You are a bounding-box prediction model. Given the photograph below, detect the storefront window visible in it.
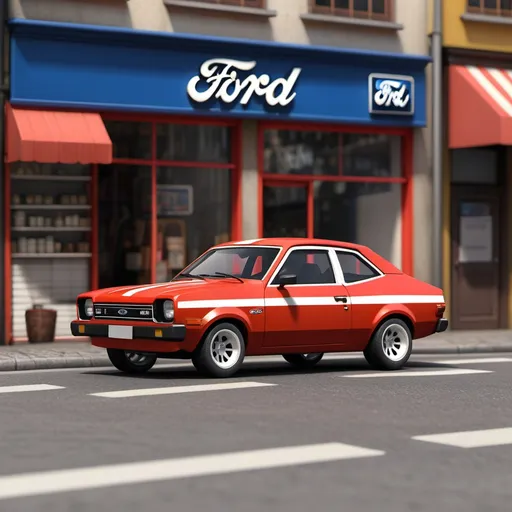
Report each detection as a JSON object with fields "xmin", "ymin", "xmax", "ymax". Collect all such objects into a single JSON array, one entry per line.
[
  {"xmin": 10, "ymin": 162, "xmax": 93, "ymax": 339},
  {"xmin": 263, "ymin": 129, "xmax": 401, "ymax": 178},
  {"xmin": 262, "ymin": 127, "xmax": 405, "ymax": 270},
  {"xmin": 263, "ymin": 185, "xmax": 307, "ymax": 238},
  {"xmin": 157, "ymin": 167, "xmax": 231, "ymax": 280},
  {"xmin": 98, "ymin": 165, "xmax": 152, "ymax": 288},
  {"xmin": 104, "ymin": 120, "xmax": 152, "ymax": 160},
  {"xmin": 156, "ymin": 124, "xmax": 231, "ymax": 163},
  {"xmin": 313, "ymin": 182, "xmax": 402, "ymax": 268},
  {"xmin": 264, "ymin": 130, "xmax": 339, "ymax": 176},
  {"xmin": 342, "ymin": 134, "xmax": 401, "ymax": 177}
]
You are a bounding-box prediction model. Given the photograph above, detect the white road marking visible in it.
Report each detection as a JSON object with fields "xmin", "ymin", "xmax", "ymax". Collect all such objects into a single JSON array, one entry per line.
[
  {"xmin": 342, "ymin": 369, "xmax": 492, "ymax": 378},
  {"xmin": 0, "ymin": 442, "xmax": 384, "ymax": 500},
  {"xmin": 413, "ymin": 428, "xmax": 512, "ymax": 448},
  {"xmin": 432, "ymin": 357, "xmax": 512, "ymax": 365},
  {"xmin": 90, "ymin": 381, "xmax": 277, "ymax": 398},
  {"xmin": 0, "ymin": 384, "xmax": 64, "ymax": 394}
]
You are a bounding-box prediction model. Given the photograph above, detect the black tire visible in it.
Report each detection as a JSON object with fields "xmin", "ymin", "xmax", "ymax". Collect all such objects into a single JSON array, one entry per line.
[
  {"xmin": 192, "ymin": 322, "xmax": 246, "ymax": 378},
  {"xmin": 282, "ymin": 353, "xmax": 324, "ymax": 369},
  {"xmin": 107, "ymin": 349, "xmax": 157, "ymax": 374},
  {"xmin": 363, "ymin": 318, "xmax": 412, "ymax": 371}
]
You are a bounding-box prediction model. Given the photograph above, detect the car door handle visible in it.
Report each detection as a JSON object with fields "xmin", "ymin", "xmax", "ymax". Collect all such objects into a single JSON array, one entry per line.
[{"xmin": 334, "ymin": 296, "xmax": 348, "ymax": 303}]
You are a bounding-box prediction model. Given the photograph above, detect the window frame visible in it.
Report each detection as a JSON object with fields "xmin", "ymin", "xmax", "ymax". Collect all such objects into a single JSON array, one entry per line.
[
  {"xmin": 310, "ymin": 0, "xmax": 394, "ymax": 22},
  {"xmin": 335, "ymin": 249, "xmax": 385, "ymax": 286},
  {"xmin": 267, "ymin": 245, "xmax": 343, "ymax": 287},
  {"xmin": 181, "ymin": 0, "xmax": 266, "ymax": 8},
  {"xmin": 258, "ymin": 121, "xmax": 414, "ymax": 277},
  {"xmin": 466, "ymin": 0, "xmax": 512, "ymax": 16},
  {"xmin": 178, "ymin": 245, "xmax": 282, "ymax": 281},
  {"xmin": 100, "ymin": 113, "xmax": 243, "ymax": 285}
]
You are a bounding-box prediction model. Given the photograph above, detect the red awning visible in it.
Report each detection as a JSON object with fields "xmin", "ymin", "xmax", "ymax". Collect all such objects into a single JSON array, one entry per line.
[
  {"xmin": 6, "ymin": 104, "xmax": 113, "ymax": 164},
  {"xmin": 449, "ymin": 65, "xmax": 512, "ymax": 148}
]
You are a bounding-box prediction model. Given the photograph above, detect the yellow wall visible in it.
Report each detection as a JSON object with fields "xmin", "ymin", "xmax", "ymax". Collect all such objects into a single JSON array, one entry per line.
[{"xmin": 444, "ymin": 0, "xmax": 512, "ymax": 52}]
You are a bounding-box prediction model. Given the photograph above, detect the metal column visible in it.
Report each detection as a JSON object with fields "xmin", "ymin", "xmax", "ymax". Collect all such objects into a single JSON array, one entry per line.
[{"xmin": 431, "ymin": 0, "xmax": 443, "ymax": 288}]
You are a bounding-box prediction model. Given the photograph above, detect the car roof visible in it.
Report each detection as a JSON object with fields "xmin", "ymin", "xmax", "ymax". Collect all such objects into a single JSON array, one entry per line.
[{"xmin": 214, "ymin": 238, "xmax": 403, "ymax": 274}]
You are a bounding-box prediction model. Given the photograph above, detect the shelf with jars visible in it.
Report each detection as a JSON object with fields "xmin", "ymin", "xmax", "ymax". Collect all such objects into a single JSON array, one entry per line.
[{"xmin": 10, "ymin": 163, "xmax": 93, "ymax": 258}]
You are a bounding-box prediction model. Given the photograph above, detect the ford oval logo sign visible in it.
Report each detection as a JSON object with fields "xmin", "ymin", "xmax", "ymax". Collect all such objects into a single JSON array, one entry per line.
[
  {"xmin": 368, "ymin": 73, "xmax": 414, "ymax": 116},
  {"xmin": 118, "ymin": 309, "xmax": 128, "ymax": 316}
]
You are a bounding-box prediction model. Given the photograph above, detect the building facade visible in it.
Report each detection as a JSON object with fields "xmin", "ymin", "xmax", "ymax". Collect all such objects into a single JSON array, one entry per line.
[
  {"xmin": 3, "ymin": 0, "xmax": 431, "ymax": 343},
  {"xmin": 442, "ymin": 0, "xmax": 512, "ymax": 330}
]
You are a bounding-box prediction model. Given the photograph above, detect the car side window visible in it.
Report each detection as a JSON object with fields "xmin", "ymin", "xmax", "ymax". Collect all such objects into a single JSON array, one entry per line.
[
  {"xmin": 336, "ymin": 251, "xmax": 380, "ymax": 284},
  {"xmin": 272, "ymin": 249, "xmax": 335, "ymax": 285}
]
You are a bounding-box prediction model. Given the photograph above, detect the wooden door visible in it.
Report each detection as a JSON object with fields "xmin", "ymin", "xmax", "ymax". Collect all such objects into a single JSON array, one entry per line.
[{"xmin": 451, "ymin": 187, "xmax": 505, "ymax": 330}]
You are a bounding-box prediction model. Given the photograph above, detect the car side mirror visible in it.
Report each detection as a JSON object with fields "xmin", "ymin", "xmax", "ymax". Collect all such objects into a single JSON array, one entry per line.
[{"xmin": 277, "ymin": 274, "xmax": 297, "ymax": 287}]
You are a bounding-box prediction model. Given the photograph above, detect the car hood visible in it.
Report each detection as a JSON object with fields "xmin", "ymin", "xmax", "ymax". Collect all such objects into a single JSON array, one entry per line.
[{"xmin": 86, "ymin": 279, "xmax": 262, "ymax": 304}]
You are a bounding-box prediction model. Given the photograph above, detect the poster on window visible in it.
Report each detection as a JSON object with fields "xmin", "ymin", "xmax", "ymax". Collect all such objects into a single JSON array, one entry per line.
[
  {"xmin": 157, "ymin": 185, "xmax": 193, "ymax": 216},
  {"xmin": 459, "ymin": 215, "xmax": 492, "ymax": 263}
]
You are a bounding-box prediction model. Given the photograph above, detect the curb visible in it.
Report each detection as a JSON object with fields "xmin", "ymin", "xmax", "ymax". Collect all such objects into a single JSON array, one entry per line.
[{"xmin": 0, "ymin": 356, "xmax": 110, "ymax": 372}]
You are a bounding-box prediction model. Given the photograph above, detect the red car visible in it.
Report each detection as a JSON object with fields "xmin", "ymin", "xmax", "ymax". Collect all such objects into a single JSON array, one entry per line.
[{"xmin": 71, "ymin": 238, "xmax": 447, "ymax": 378}]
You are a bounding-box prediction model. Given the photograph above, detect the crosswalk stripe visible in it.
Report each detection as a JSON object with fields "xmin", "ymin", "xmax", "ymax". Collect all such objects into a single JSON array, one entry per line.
[
  {"xmin": 342, "ymin": 369, "xmax": 492, "ymax": 378},
  {"xmin": 0, "ymin": 384, "xmax": 64, "ymax": 394},
  {"xmin": 432, "ymin": 357, "xmax": 512, "ymax": 365},
  {"xmin": 90, "ymin": 381, "xmax": 277, "ymax": 398},
  {"xmin": 0, "ymin": 442, "xmax": 385, "ymax": 500},
  {"xmin": 412, "ymin": 428, "xmax": 512, "ymax": 448}
]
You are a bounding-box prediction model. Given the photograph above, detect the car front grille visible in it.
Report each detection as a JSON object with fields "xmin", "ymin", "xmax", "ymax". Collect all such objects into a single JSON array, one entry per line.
[{"xmin": 93, "ymin": 303, "xmax": 154, "ymax": 322}]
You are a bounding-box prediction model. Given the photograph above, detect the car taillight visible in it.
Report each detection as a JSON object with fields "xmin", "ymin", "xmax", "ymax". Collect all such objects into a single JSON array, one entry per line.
[{"xmin": 436, "ymin": 304, "xmax": 446, "ymax": 318}]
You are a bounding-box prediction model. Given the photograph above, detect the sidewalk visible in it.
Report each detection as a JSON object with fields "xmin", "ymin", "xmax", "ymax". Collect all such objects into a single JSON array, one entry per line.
[{"xmin": 0, "ymin": 330, "xmax": 512, "ymax": 371}]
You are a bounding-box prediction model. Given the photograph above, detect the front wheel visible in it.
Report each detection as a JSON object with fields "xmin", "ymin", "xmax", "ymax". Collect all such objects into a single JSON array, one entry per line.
[
  {"xmin": 192, "ymin": 322, "xmax": 246, "ymax": 378},
  {"xmin": 282, "ymin": 353, "xmax": 324, "ymax": 369},
  {"xmin": 363, "ymin": 318, "xmax": 412, "ymax": 371},
  {"xmin": 107, "ymin": 349, "xmax": 157, "ymax": 374}
]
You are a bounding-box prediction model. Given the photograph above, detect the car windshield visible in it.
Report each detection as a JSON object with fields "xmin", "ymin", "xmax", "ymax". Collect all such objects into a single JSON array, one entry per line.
[{"xmin": 175, "ymin": 247, "xmax": 281, "ymax": 281}]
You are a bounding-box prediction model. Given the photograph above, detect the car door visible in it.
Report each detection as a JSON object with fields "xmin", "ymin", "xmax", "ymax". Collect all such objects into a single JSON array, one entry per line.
[
  {"xmin": 263, "ymin": 246, "xmax": 352, "ymax": 347},
  {"xmin": 334, "ymin": 249, "xmax": 386, "ymax": 347}
]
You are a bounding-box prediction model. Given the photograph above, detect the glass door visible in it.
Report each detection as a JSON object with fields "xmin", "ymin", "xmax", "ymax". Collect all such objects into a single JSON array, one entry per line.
[
  {"xmin": 263, "ymin": 182, "xmax": 308, "ymax": 238},
  {"xmin": 97, "ymin": 164, "xmax": 152, "ymax": 289}
]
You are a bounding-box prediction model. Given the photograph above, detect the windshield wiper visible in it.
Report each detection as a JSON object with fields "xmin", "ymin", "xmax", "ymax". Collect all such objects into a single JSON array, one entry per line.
[
  {"xmin": 212, "ymin": 272, "xmax": 244, "ymax": 283},
  {"xmin": 174, "ymin": 272, "xmax": 205, "ymax": 281}
]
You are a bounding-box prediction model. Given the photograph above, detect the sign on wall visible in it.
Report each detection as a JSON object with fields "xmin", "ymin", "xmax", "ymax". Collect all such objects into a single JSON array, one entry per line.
[
  {"xmin": 368, "ymin": 73, "xmax": 415, "ymax": 116},
  {"xmin": 9, "ymin": 18, "xmax": 428, "ymax": 126},
  {"xmin": 186, "ymin": 58, "xmax": 302, "ymax": 108}
]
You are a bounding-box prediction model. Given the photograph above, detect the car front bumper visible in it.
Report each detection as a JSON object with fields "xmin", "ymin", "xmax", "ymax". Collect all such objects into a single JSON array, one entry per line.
[
  {"xmin": 70, "ymin": 321, "xmax": 186, "ymax": 341},
  {"xmin": 435, "ymin": 318, "xmax": 449, "ymax": 333}
]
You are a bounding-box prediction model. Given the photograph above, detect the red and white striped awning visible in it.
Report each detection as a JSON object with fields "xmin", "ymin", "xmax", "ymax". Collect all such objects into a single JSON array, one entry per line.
[{"xmin": 449, "ymin": 65, "xmax": 512, "ymax": 148}]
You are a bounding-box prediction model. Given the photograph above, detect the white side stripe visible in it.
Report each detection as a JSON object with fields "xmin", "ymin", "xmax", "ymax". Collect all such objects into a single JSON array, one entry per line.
[
  {"xmin": 0, "ymin": 443, "xmax": 385, "ymax": 501},
  {"xmin": 412, "ymin": 428, "xmax": 512, "ymax": 448},
  {"xmin": 178, "ymin": 299, "xmax": 265, "ymax": 309},
  {"xmin": 90, "ymin": 381, "xmax": 276, "ymax": 398},
  {"xmin": 178, "ymin": 295, "xmax": 444, "ymax": 309},
  {"xmin": 350, "ymin": 295, "xmax": 444, "ymax": 305}
]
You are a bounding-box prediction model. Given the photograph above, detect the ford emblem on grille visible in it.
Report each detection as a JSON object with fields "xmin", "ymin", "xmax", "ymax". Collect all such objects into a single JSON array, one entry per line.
[{"xmin": 118, "ymin": 309, "xmax": 128, "ymax": 316}]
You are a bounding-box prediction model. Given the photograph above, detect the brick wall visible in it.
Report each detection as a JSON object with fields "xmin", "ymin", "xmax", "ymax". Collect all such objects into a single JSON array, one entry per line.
[{"xmin": 12, "ymin": 259, "xmax": 89, "ymax": 338}]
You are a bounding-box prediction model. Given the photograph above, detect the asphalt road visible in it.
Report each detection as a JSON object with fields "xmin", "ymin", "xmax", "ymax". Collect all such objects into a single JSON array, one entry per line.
[{"xmin": 0, "ymin": 352, "xmax": 512, "ymax": 512}]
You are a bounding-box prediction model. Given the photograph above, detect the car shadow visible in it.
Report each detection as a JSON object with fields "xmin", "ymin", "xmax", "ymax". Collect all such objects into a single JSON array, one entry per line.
[{"xmin": 84, "ymin": 358, "xmax": 459, "ymax": 381}]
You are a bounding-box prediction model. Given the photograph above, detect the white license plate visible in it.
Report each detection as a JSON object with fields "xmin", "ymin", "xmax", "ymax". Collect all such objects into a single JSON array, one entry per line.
[{"xmin": 108, "ymin": 325, "xmax": 133, "ymax": 339}]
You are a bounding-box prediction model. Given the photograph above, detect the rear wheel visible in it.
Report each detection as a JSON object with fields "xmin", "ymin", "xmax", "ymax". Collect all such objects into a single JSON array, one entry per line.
[
  {"xmin": 192, "ymin": 322, "xmax": 246, "ymax": 378},
  {"xmin": 107, "ymin": 349, "xmax": 157, "ymax": 374},
  {"xmin": 363, "ymin": 318, "xmax": 412, "ymax": 371},
  {"xmin": 282, "ymin": 353, "xmax": 324, "ymax": 369}
]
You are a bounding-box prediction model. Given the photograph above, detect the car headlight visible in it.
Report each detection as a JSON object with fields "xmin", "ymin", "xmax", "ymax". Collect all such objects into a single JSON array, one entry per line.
[
  {"xmin": 84, "ymin": 299, "xmax": 94, "ymax": 318},
  {"xmin": 163, "ymin": 300, "xmax": 174, "ymax": 321}
]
